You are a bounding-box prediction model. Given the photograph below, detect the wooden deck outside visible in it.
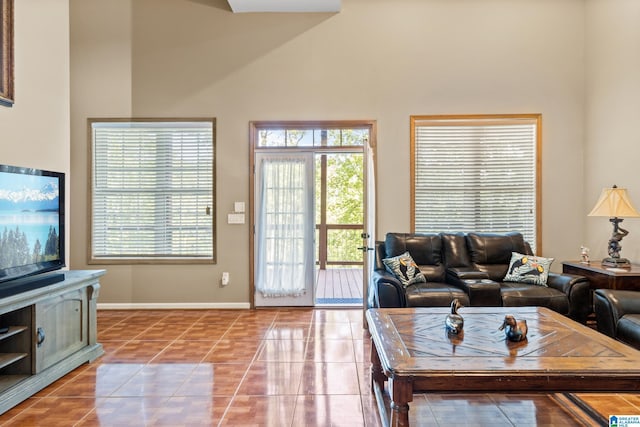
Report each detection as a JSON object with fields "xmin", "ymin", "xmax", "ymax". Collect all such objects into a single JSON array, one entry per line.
[{"xmin": 315, "ymin": 268, "xmax": 363, "ymax": 305}]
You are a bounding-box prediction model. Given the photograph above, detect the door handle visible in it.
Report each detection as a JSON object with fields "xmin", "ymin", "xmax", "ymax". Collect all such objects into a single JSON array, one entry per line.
[{"xmin": 357, "ymin": 246, "xmax": 374, "ymax": 252}]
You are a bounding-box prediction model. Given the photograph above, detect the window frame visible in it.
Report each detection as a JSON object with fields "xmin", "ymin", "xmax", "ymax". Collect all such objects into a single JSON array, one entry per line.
[
  {"xmin": 410, "ymin": 113, "xmax": 542, "ymax": 254},
  {"xmin": 88, "ymin": 117, "xmax": 216, "ymax": 264}
]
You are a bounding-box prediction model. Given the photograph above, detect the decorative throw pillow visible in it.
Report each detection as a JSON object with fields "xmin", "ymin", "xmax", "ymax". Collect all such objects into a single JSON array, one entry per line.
[
  {"xmin": 382, "ymin": 252, "xmax": 427, "ymax": 288},
  {"xmin": 503, "ymin": 252, "xmax": 554, "ymax": 286}
]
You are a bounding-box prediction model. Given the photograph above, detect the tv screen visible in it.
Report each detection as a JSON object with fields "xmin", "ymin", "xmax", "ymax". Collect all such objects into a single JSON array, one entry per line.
[{"xmin": 0, "ymin": 164, "xmax": 65, "ymax": 284}]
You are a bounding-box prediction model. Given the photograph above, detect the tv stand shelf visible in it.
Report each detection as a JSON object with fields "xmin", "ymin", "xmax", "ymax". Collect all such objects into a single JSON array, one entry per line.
[
  {"xmin": 0, "ymin": 353, "xmax": 28, "ymax": 370},
  {"xmin": 0, "ymin": 270, "xmax": 104, "ymax": 414}
]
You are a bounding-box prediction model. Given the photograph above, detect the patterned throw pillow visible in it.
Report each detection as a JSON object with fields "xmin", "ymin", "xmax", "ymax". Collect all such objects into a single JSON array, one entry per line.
[
  {"xmin": 382, "ymin": 252, "xmax": 427, "ymax": 288},
  {"xmin": 503, "ymin": 252, "xmax": 554, "ymax": 286}
]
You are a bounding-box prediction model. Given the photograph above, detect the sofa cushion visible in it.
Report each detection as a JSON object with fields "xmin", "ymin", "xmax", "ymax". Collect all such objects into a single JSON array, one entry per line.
[
  {"xmin": 503, "ymin": 252, "xmax": 554, "ymax": 286},
  {"xmin": 405, "ymin": 282, "xmax": 470, "ymax": 307},
  {"xmin": 466, "ymin": 232, "xmax": 530, "ymax": 281},
  {"xmin": 441, "ymin": 232, "xmax": 471, "ymax": 268},
  {"xmin": 467, "ymin": 232, "xmax": 528, "ymax": 263},
  {"xmin": 383, "ymin": 252, "xmax": 427, "ymax": 287},
  {"xmin": 500, "ymin": 282, "xmax": 569, "ymax": 314},
  {"xmin": 385, "ymin": 232, "xmax": 445, "ymax": 282}
]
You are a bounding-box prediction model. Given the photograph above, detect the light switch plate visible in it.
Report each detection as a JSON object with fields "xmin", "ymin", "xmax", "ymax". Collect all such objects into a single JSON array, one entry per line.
[
  {"xmin": 234, "ymin": 202, "xmax": 245, "ymax": 213},
  {"xmin": 227, "ymin": 213, "xmax": 245, "ymax": 224}
]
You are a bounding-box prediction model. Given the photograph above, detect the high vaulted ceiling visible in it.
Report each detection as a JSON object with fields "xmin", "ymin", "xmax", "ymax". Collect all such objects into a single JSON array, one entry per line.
[{"xmin": 226, "ymin": 0, "xmax": 341, "ymax": 13}]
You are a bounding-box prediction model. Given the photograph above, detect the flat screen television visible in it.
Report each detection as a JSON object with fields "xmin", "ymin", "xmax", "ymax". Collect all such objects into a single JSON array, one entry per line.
[{"xmin": 0, "ymin": 164, "xmax": 65, "ymax": 286}]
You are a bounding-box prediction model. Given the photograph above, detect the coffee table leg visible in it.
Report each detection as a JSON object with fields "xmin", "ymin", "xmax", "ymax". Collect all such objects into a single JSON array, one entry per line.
[
  {"xmin": 370, "ymin": 337, "xmax": 412, "ymax": 426},
  {"xmin": 389, "ymin": 376, "xmax": 412, "ymax": 427},
  {"xmin": 370, "ymin": 338, "xmax": 386, "ymax": 392}
]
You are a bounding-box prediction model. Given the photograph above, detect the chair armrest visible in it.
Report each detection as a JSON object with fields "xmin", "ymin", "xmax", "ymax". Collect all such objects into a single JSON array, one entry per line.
[
  {"xmin": 594, "ymin": 289, "xmax": 640, "ymax": 338},
  {"xmin": 547, "ymin": 273, "xmax": 590, "ymax": 323},
  {"xmin": 369, "ymin": 270, "xmax": 406, "ymax": 308},
  {"xmin": 446, "ymin": 268, "xmax": 501, "ymax": 306}
]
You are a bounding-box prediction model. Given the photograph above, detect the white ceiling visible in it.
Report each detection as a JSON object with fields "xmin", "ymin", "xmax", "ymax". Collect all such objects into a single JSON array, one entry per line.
[{"xmin": 227, "ymin": 0, "xmax": 341, "ymax": 13}]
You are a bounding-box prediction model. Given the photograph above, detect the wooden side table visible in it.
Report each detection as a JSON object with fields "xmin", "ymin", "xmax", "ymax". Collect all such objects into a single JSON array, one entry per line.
[
  {"xmin": 562, "ymin": 261, "xmax": 640, "ymax": 292},
  {"xmin": 562, "ymin": 261, "xmax": 640, "ymax": 327}
]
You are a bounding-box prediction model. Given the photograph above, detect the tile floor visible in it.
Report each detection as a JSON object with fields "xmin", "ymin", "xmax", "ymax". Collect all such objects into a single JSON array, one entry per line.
[{"xmin": 0, "ymin": 308, "xmax": 635, "ymax": 426}]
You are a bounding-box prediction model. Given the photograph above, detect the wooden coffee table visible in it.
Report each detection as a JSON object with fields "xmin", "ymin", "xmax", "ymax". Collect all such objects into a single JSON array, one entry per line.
[{"xmin": 366, "ymin": 306, "xmax": 640, "ymax": 427}]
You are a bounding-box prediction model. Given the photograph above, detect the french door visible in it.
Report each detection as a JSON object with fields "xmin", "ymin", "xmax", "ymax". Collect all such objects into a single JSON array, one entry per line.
[
  {"xmin": 254, "ymin": 152, "xmax": 315, "ymax": 307},
  {"xmin": 250, "ymin": 121, "xmax": 376, "ymax": 309}
]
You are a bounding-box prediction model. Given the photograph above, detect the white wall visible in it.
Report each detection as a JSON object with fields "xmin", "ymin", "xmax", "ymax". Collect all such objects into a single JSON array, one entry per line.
[
  {"xmin": 585, "ymin": 0, "xmax": 640, "ymax": 263},
  {"xmin": 71, "ymin": 0, "xmax": 587, "ymax": 304},
  {"xmin": 0, "ymin": 0, "xmax": 71, "ymax": 264}
]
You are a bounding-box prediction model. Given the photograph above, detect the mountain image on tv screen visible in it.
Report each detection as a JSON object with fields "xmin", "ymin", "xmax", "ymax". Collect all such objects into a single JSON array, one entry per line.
[{"xmin": 0, "ymin": 172, "xmax": 61, "ymax": 270}]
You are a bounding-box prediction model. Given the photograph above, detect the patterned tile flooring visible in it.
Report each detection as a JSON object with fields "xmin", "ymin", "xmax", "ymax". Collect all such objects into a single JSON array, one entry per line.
[{"xmin": 0, "ymin": 308, "xmax": 636, "ymax": 426}]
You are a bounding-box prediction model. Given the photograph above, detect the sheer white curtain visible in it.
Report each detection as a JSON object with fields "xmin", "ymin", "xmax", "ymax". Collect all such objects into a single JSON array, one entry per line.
[{"xmin": 256, "ymin": 154, "xmax": 313, "ymax": 297}]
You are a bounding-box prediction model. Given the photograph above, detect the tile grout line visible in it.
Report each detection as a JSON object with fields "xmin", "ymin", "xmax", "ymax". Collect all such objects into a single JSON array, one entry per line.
[
  {"xmin": 102, "ymin": 311, "xmax": 207, "ymax": 408},
  {"xmin": 290, "ymin": 311, "xmax": 316, "ymax": 427},
  {"xmin": 42, "ymin": 311, "xmax": 178, "ymax": 426},
  {"xmin": 216, "ymin": 312, "xmax": 278, "ymax": 427},
  {"xmin": 352, "ymin": 317, "xmax": 371, "ymax": 426}
]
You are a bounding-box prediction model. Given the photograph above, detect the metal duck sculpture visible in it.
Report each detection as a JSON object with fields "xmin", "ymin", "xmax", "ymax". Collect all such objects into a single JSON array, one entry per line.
[
  {"xmin": 499, "ymin": 314, "xmax": 528, "ymax": 342},
  {"xmin": 445, "ymin": 298, "xmax": 464, "ymax": 335}
]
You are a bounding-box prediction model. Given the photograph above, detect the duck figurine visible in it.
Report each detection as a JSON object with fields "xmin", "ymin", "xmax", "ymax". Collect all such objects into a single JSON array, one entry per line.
[
  {"xmin": 499, "ymin": 314, "xmax": 528, "ymax": 342},
  {"xmin": 445, "ymin": 298, "xmax": 464, "ymax": 334}
]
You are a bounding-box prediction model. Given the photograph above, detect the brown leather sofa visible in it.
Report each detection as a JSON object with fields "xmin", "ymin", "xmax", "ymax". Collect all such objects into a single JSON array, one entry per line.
[
  {"xmin": 368, "ymin": 232, "xmax": 590, "ymax": 323},
  {"xmin": 594, "ymin": 289, "xmax": 640, "ymax": 349}
]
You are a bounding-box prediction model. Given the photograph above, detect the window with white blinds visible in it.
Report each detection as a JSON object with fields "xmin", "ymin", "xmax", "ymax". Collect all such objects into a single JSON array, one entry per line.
[
  {"xmin": 411, "ymin": 115, "xmax": 541, "ymax": 253},
  {"xmin": 90, "ymin": 119, "xmax": 215, "ymax": 263}
]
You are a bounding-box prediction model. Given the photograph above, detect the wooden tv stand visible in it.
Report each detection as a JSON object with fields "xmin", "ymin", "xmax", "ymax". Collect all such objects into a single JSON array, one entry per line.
[{"xmin": 0, "ymin": 270, "xmax": 104, "ymax": 414}]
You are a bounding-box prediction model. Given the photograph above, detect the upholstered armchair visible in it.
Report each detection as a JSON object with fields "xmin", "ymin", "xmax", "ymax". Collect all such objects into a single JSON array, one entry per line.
[{"xmin": 594, "ymin": 289, "xmax": 640, "ymax": 349}]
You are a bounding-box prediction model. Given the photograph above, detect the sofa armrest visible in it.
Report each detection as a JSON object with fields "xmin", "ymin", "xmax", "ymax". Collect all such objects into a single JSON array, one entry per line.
[
  {"xmin": 594, "ymin": 289, "xmax": 640, "ymax": 338},
  {"xmin": 446, "ymin": 268, "xmax": 501, "ymax": 306},
  {"xmin": 546, "ymin": 273, "xmax": 590, "ymax": 323},
  {"xmin": 369, "ymin": 270, "xmax": 406, "ymax": 308},
  {"xmin": 447, "ymin": 268, "xmax": 490, "ymax": 281}
]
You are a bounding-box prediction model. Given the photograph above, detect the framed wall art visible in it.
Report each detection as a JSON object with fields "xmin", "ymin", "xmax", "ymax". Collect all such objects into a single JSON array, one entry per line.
[{"xmin": 1, "ymin": 0, "xmax": 14, "ymax": 107}]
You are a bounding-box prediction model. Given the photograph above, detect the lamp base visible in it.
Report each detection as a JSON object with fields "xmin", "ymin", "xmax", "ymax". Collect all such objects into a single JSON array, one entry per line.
[{"xmin": 602, "ymin": 257, "xmax": 631, "ymax": 268}]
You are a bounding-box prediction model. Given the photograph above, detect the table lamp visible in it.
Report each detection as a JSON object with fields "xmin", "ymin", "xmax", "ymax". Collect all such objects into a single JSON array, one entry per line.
[{"xmin": 588, "ymin": 185, "xmax": 640, "ymax": 268}]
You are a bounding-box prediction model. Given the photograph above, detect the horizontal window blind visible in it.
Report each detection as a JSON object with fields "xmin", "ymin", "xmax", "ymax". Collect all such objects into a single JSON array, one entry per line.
[
  {"xmin": 412, "ymin": 116, "xmax": 539, "ymax": 252},
  {"xmin": 91, "ymin": 120, "xmax": 215, "ymax": 261}
]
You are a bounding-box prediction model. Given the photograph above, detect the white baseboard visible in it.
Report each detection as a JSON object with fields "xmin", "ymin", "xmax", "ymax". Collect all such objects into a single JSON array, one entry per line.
[{"xmin": 97, "ymin": 302, "xmax": 251, "ymax": 310}]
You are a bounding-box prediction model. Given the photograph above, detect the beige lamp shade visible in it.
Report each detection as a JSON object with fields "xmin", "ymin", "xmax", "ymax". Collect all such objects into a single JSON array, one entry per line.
[{"xmin": 588, "ymin": 186, "xmax": 640, "ymax": 218}]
